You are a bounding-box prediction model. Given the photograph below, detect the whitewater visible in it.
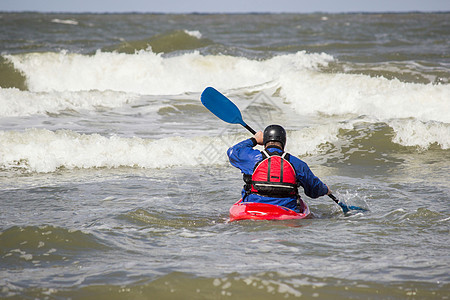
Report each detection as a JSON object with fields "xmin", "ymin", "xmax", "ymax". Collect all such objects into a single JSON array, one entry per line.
[{"xmin": 1, "ymin": 49, "xmax": 449, "ymax": 173}]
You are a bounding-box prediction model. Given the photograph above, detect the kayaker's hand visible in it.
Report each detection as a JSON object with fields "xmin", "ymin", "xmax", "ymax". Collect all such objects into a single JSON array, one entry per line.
[
  {"xmin": 326, "ymin": 187, "xmax": 332, "ymax": 195},
  {"xmin": 254, "ymin": 131, "xmax": 264, "ymax": 145}
]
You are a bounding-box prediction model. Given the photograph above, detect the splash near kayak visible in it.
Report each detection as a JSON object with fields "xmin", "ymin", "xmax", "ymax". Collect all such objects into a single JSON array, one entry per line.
[{"xmin": 229, "ymin": 199, "xmax": 311, "ymax": 222}]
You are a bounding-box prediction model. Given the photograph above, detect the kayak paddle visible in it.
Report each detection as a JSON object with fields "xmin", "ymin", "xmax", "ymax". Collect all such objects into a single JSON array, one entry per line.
[
  {"xmin": 329, "ymin": 194, "xmax": 367, "ymax": 214},
  {"xmin": 201, "ymin": 87, "xmax": 256, "ymax": 134},
  {"xmin": 200, "ymin": 87, "xmax": 367, "ymax": 214}
]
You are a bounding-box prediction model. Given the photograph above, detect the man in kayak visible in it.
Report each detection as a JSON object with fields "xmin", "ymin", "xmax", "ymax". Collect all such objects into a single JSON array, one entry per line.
[{"xmin": 227, "ymin": 124, "xmax": 331, "ymax": 212}]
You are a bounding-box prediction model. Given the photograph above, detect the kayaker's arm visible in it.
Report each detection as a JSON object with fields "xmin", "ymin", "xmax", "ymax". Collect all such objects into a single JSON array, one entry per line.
[{"xmin": 227, "ymin": 138, "xmax": 262, "ymax": 174}]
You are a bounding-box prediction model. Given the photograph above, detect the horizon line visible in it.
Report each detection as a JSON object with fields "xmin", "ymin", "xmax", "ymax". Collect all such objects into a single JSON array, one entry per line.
[{"xmin": 1, "ymin": 10, "xmax": 449, "ymax": 14}]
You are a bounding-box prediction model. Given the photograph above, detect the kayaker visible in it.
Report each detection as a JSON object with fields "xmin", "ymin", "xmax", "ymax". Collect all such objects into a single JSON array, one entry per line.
[{"xmin": 227, "ymin": 124, "xmax": 331, "ymax": 212}]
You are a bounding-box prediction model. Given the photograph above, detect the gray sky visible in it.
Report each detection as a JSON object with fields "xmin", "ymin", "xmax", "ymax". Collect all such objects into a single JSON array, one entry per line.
[{"xmin": 1, "ymin": 0, "xmax": 449, "ymax": 13}]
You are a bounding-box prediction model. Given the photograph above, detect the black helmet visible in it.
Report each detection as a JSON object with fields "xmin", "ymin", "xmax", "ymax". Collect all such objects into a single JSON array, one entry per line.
[{"xmin": 263, "ymin": 125, "xmax": 286, "ymax": 148}]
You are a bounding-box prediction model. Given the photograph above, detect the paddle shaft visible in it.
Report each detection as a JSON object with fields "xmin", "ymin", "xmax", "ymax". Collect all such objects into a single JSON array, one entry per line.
[
  {"xmin": 243, "ymin": 124, "xmax": 256, "ymax": 135},
  {"xmin": 328, "ymin": 194, "xmax": 339, "ymax": 204}
]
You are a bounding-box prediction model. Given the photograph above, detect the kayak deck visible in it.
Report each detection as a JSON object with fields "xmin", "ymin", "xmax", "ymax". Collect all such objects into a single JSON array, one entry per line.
[{"xmin": 229, "ymin": 199, "xmax": 311, "ymax": 222}]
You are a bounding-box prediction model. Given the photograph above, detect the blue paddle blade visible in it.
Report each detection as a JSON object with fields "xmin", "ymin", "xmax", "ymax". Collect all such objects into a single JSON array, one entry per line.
[
  {"xmin": 337, "ymin": 202, "xmax": 350, "ymax": 214},
  {"xmin": 201, "ymin": 87, "xmax": 247, "ymax": 127},
  {"xmin": 339, "ymin": 202, "xmax": 368, "ymax": 213},
  {"xmin": 329, "ymin": 194, "xmax": 368, "ymax": 214}
]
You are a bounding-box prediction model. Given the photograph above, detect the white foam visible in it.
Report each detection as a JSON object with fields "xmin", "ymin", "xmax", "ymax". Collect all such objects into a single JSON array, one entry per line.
[
  {"xmin": 4, "ymin": 50, "xmax": 448, "ymax": 150},
  {"xmin": 184, "ymin": 30, "xmax": 202, "ymax": 39},
  {"xmin": 5, "ymin": 50, "xmax": 332, "ymax": 95},
  {"xmin": 51, "ymin": 19, "xmax": 79, "ymax": 25},
  {"xmin": 0, "ymin": 88, "xmax": 139, "ymax": 117},
  {"xmin": 279, "ymin": 71, "xmax": 450, "ymax": 124},
  {"xmin": 0, "ymin": 129, "xmax": 205, "ymax": 173},
  {"xmin": 0, "ymin": 125, "xmax": 336, "ymax": 173},
  {"xmin": 390, "ymin": 119, "xmax": 450, "ymax": 149},
  {"xmin": 278, "ymin": 70, "xmax": 450, "ymax": 149},
  {"xmin": 286, "ymin": 123, "xmax": 351, "ymax": 156}
]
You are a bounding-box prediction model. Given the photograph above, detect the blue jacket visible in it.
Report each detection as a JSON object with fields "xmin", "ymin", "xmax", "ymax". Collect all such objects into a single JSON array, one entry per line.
[{"xmin": 227, "ymin": 138, "xmax": 328, "ymax": 212}]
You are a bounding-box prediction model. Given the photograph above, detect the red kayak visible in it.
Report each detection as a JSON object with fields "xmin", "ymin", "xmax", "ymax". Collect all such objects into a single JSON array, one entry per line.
[{"xmin": 229, "ymin": 199, "xmax": 311, "ymax": 222}]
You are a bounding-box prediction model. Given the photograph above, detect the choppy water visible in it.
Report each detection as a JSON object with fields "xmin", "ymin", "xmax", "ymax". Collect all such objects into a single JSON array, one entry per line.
[{"xmin": 0, "ymin": 12, "xmax": 449, "ymax": 299}]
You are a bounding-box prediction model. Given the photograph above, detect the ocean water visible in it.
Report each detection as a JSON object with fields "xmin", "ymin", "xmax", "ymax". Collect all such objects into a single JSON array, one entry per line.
[{"xmin": 0, "ymin": 12, "xmax": 449, "ymax": 299}]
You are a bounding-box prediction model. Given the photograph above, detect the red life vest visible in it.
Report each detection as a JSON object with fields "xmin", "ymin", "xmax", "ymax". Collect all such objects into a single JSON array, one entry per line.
[{"xmin": 246, "ymin": 149, "xmax": 298, "ymax": 198}]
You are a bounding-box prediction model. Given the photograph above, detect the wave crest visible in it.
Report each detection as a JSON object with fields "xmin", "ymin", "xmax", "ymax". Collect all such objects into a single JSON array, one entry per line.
[
  {"xmin": 4, "ymin": 50, "xmax": 333, "ymax": 94},
  {"xmin": 102, "ymin": 30, "xmax": 211, "ymax": 54},
  {"xmin": 0, "ymin": 125, "xmax": 341, "ymax": 173}
]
